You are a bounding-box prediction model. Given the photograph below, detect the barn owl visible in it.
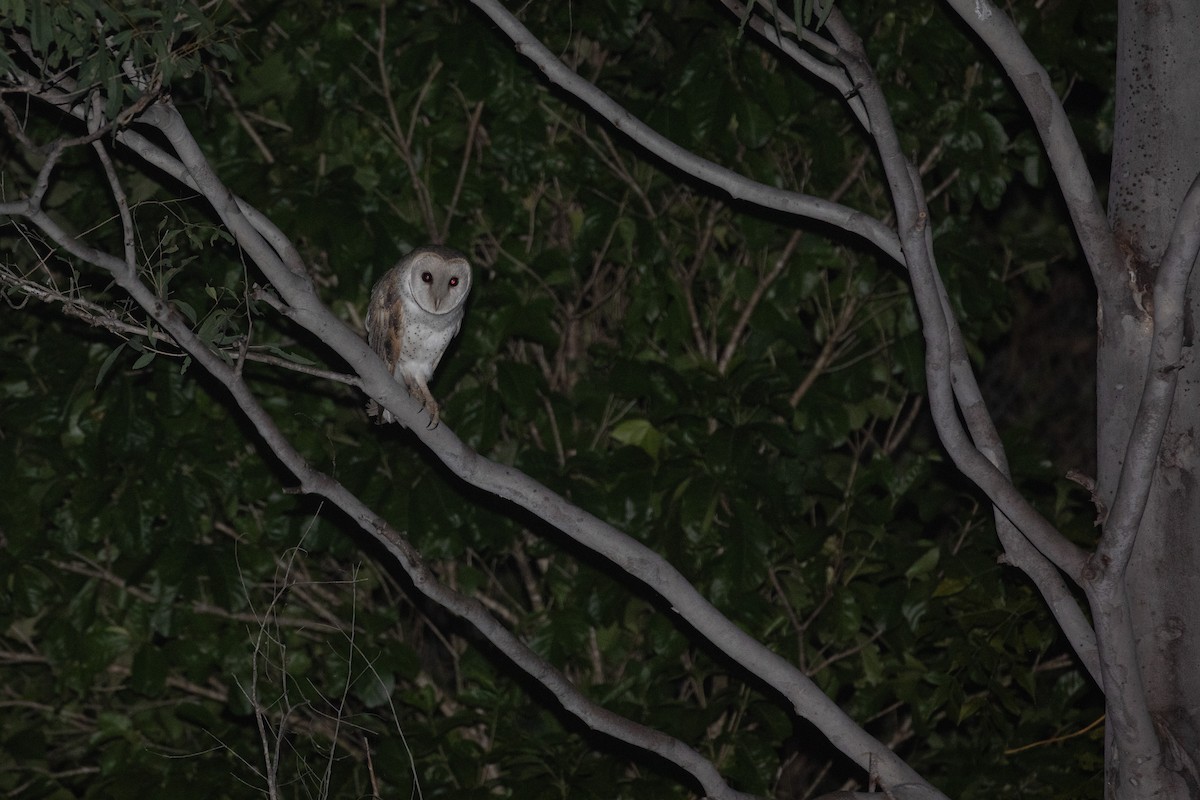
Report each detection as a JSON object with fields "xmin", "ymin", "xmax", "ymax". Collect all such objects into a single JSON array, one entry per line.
[{"xmin": 366, "ymin": 245, "xmax": 472, "ymax": 428}]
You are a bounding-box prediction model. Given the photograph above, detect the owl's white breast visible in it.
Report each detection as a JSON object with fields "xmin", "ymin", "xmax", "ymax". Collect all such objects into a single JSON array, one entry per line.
[{"xmin": 397, "ymin": 293, "xmax": 465, "ymax": 381}]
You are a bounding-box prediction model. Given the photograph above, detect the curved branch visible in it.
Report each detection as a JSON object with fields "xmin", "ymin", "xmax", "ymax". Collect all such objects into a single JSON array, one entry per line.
[
  {"xmin": 700, "ymin": 7, "xmax": 1099, "ymax": 676},
  {"xmin": 943, "ymin": 0, "xmax": 1121, "ymax": 289},
  {"xmin": 469, "ymin": 0, "xmax": 1090, "ymax": 590},
  {"xmin": 2, "ymin": 84, "xmax": 760, "ymax": 796},
  {"xmin": 717, "ymin": 0, "xmax": 872, "ymax": 131},
  {"xmin": 9, "ymin": 200, "xmax": 757, "ymax": 800},
  {"xmin": 708, "ymin": 3, "xmax": 1098, "ymax": 675},
  {"xmin": 823, "ymin": 11, "xmax": 1088, "ymax": 579},
  {"xmin": 467, "ymin": 0, "xmax": 904, "ymax": 265},
  {"xmin": 907, "ymin": 164, "xmax": 1101, "ymax": 685}
]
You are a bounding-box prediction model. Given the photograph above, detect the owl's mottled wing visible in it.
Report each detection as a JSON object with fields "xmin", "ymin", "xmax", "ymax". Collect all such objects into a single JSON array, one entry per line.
[{"xmin": 365, "ymin": 268, "xmax": 405, "ymax": 421}]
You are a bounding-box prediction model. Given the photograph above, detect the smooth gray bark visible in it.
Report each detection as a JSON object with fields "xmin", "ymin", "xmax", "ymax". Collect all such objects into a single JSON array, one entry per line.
[{"xmin": 1099, "ymin": 1, "xmax": 1200, "ymax": 796}]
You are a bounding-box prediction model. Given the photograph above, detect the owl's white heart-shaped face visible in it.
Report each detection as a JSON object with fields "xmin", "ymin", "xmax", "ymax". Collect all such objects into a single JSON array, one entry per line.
[{"xmin": 405, "ymin": 249, "xmax": 472, "ymax": 315}]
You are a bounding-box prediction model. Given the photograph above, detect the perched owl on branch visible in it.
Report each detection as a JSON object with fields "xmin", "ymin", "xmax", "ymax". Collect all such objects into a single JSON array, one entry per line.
[{"xmin": 366, "ymin": 245, "xmax": 472, "ymax": 428}]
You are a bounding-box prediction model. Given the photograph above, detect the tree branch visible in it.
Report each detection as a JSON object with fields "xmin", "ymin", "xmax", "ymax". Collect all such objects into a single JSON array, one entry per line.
[
  {"xmin": 0, "ymin": 262, "xmax": 360, "ymax": 386},
  {"xmin": 717, "ymin": 0, "xmax": 871, "ymax": 131},
  {"xmin": 6, "ymin": 193, "xmax": 757, "ymax": 800},
  {"xmin": 466, "ymin": 0, "xmax": 904, "ymax": 265},
  {"xmin": 821, "ymin": 11, "xmax": 1088, "ymax": 578},
  {"xmin": 5, "ymin": 88, "xmax": 930, "ymax": 796},
  {"xmin": 703, "ymin": 2, "xmax": 1100, "ymax": 680},
  {"xmin": 906, "ymin": 164, "xmax": 1102, "ymax": 684},
  {"xmin": 942, "ymin": 0, "xmax": 1122, "ymax": 289}
]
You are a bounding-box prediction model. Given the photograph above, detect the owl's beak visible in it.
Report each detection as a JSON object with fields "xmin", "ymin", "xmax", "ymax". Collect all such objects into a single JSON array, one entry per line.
[{"xmin": 432, "ymin": 285, "xmax": 451, "ymax": 312}]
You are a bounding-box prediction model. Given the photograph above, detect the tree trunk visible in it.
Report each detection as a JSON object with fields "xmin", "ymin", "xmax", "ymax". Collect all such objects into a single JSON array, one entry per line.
[{"xmin": 1100, "ymin": 0, "xmax": 1200, "ymax": 795}]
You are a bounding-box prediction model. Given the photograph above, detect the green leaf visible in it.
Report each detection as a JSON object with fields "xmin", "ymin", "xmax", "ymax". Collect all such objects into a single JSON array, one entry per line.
[
  {"xmin": 731, "ymin": 94, "xmax": 774, "ymax": 149},
  {"xmin": 131, "ymin": 350, "xmax": 156, "ymax": 370},
  {"xmin": 262, "ymin": 345, "xmax": 316, "ymax": 366},
  {"xmin": 905, "ymin": 546, "xmax": 940, "ymax": 581},
  {"xmin": 933, "ymin": 577, "xmax": 967, "ymax": 597},
  {"xmin": 610, "ymin": 418, "xmax": 664, "ymax": 460},
  {"xmin": 95, "ymin": 343, "xmax": 127, "ymax": 389}
]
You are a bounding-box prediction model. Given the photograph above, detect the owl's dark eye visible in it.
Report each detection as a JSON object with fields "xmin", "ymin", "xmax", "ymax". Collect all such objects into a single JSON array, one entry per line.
[
  {"xmin": 421, "ymin": 271, "xmax": 433, "ymax": 283},
  {"xmin": 449, "ymin": 276, "xmax": 459, "ymax": 287}
]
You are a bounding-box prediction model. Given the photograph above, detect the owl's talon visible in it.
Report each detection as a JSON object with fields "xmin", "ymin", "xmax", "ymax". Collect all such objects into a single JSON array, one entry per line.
[{"xmin": 424, "ymin": 399, "xmax": 441, "ymax": 429}]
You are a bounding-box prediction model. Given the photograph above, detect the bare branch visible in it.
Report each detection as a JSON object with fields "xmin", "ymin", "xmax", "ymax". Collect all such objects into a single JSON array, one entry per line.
[
  {"xmin": 942, "ymin": 0, "xmax": 1121, "ymax": 289},
  {"xmin": 718, "ymin": 228, "xmax": 800, "ymax": 374},
  {"xmin": 365, "ymin": 0, "xmax": 440, "ymax": 240},
  {"xmin": 440, "ymin": 96, "xmax": 485, "ymax": 244},
  {"xmin": 718, "ymin": 0, "xmax": 871, "ymax": 131},
  {"xmin": 7, "ymin": 195, "xmax": 757, "ymax": 800},
  {"xmin": 467, "ymin": 0, "xmax": 904, "ymax": 265},
  {"xmin": 0, "ymin": 264, "xmax": 360, "ymax": 387},
  {"xmin": 709, "ymin": 3, "xmax": 1098, "ymax": 675},
  {"xmin": 214, "ymin": 74, "xmax": 276, "ymax": 164},
  {"xmin": 823, "ymin": 11, "xmax": 1088, "ymax": 579},
  {"xmin": 87, "ymin": 95, "xmax": 137, "ymax": 275},
  {"xmin": 3, "ymin": 4, "xmax": 1133, "ymax": 791},
  {"xmin": 907, "ymin": 164, "xmax": 1101, "ymax": 684}
]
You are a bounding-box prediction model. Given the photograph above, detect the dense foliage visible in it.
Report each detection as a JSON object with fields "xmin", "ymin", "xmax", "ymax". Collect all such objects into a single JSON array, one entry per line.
[{"xmin": 1, "ymin": 1, "xmax": 1113, "ymax": 797}]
